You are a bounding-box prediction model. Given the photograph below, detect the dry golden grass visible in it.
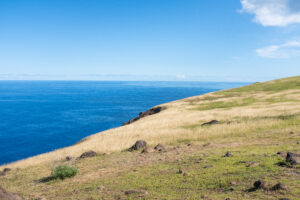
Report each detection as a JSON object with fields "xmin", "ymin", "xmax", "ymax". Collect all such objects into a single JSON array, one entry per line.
[{"xmin": 1, "ymin": 76, "xmax": 300, "ymax": 170}]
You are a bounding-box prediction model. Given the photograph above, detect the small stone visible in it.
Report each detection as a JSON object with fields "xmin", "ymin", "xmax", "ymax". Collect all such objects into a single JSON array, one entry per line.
[
  {"xmin": 66, "ymin": 156, "xmax": 73, "ymax": 161},
  {"xmin": 289, "ymin": 131, "xmax": 294, "ymax": 134},
  {"xmin": 178, "ymin": 169, "xmax": 184, "ymax": 174},
  {"xmin": 253, "ymin": 180, "xmax": 266, "ymax": 190},
  {"xmin": 225, "ymin": 198, "xmax": 231, "ymax": 200},
  {"xmin": 286, "ymin": 152, "xmax": 300, "ymax": 165},
  {"xmin": 183, "ymin": 172, "xmax": 189, "ymax": 176},
  {"xmin": 154, "ymin": 144, "xmax": 166, "ymax": 151},
  {"xmin": 124, "ymin": 190, "xmax": 148, "ymax": 195},
  {"xmin": 279, "ymin": 198, "xmax": 291, "ymax": 200},
  {"xmin": 141, "ymin": 147, "xmax": 154, "ymax": 153},
  {"xmin": 271, "ymin": 183, "xmax": 288, "ymax": 191},
  {"xmin": 79, "ymin": 151, "xmax": 97, "ymax": 158},
  {"xmin": 247, "ymin": 162, "xmax": 259, "ymax": 167},
  {"xmin": 203, "ymin": 143, "xmax": 210, "ymax": 147},
  {"xmin": 224, "ymin": 151, "xmax": 232, "ymax": 157},
  {"xmin": 203, "ymin": 165, "xmax": 213, "ymax": 169}
]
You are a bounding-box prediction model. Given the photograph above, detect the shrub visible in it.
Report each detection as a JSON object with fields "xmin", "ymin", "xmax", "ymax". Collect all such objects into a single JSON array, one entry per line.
[{"xmin": 52, "ymin": 165, "xmax": 78, "ymax": 180}]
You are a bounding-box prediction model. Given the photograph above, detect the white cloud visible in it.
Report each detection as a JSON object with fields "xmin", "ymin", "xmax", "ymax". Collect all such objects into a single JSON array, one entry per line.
[
  {"xmin": 256, "ymin": 40, "xmax": 300, "ymax": 58},
  {"xmin": 240, "ymin": 0, "xmax": 300, "ymax": 26}
]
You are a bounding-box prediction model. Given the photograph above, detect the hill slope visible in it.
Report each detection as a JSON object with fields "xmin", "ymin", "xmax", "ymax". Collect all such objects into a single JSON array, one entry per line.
[{"xmin": 0, "ymin": 76, "xmax": 300, "ymax": 200}]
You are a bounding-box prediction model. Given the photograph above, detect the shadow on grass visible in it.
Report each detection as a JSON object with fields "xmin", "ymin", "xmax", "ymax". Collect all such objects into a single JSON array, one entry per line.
[{"xmin": 38, "ymin": 176, "xmax": 55, "ymax": 183}]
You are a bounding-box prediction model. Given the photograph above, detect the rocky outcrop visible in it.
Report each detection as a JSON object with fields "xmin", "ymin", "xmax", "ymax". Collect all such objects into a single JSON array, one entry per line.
[
  {"xmin": 201, "ymin": 120, "xmax": 219, "ymax": 126},
  {"xmin": 0, "ymin": 186, "xmax": 24, "ymax": 200},
  {"xmin": 123, "ymin": 107, "xmax": 163, "ymax": 126}
]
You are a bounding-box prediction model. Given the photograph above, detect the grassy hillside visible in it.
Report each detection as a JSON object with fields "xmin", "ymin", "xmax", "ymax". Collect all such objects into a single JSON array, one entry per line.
[{"xmin": 0, "ymin": 76, "xmax": 299, "ymax": 200}]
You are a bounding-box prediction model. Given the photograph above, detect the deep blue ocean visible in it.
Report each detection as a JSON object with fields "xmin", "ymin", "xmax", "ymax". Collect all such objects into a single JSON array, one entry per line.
[{"xmin": 0, "ymin": 81, "xmax": 249, "ymax": 165}]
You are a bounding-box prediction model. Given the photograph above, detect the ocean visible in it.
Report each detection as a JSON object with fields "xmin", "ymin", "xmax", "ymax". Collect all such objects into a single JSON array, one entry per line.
[{"xmin": 0, "ymin": 81, "xmax": 249, "ymax": 165}]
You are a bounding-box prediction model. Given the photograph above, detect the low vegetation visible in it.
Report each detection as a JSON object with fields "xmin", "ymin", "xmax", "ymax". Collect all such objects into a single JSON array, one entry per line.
[
  {"xmin": 52, "ymin": 165, "xmax": 78, "ymax": 180},
  {"xmin": 0, "ymin": 76, "xmax": 299, "ymax": 199}
]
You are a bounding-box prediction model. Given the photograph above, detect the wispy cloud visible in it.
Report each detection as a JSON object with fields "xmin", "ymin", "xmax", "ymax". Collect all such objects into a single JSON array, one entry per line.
[
  {"xmin": 256, "ymin": 40, "xmax": 300, "ymax": 58},
  {"xmin": 240, "ymin": 0, "xmax": 300, "ymax": 26}
]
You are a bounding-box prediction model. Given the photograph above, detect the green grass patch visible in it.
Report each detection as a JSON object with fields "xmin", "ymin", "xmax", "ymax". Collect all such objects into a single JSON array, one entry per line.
[
  {"xmin": 52, "ymin": 165, "xmax": 78, "ymax": 180},
  {"xmin": 218, "ymin": 76, "xmax": 300, "ymax": 94},
  {"xmin": 195, "ymin": 97, "xmax": 258, "ymax": 111}
]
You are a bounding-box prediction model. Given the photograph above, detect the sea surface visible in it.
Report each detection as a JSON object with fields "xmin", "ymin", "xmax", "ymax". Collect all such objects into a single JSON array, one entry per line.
[{"xmin": 0, "ymin": 81, "xmax": 249, "ymax": 165}]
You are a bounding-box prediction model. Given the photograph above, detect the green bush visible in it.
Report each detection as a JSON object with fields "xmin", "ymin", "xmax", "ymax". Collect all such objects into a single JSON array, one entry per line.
[{"xmin": 52, "ymin": 165, "xmax": 78, "ymax": 180}]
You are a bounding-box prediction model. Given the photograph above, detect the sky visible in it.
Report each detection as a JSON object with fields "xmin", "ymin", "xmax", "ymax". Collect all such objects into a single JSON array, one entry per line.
[{"xmin": 0, "ymin": 0, "xmax": 300, "ymax": 82}]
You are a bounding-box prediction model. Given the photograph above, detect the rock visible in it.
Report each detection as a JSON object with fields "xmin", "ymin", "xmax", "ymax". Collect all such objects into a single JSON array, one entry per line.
[
  {"xmin": 277, "ymin": 151, "xmax": 287, "ymax": 158},
  {"xmin": 225, "ymin": 198, "xmax": 231, "ymax": 200},
  {"xmin": 253, "ymin": 180, "xmax": 266, "ymax": 190},
  {"xmin": 286, "ymin": 152, "xmax": 300, "ymax": 165},
  {"xmin": 3, "ymin": 168, "xmax": 11, "ymax": 173},
  {"xmin": 66, "ymin": 156, "xmax": 73, "ymax": 161},
  {"xmin": 203, "ymin": 165, "xmax": 213, "ymax": 169},
  {"xmin": 123, "ymin": 107, "xmax": 163, "ymax": 125},
  {"xmin": 203, "ymin": 143, "xmax": 210, "ymax": 147},
  {"xmin": 201, "ymin": 120, "xmax": 219, "ymax": 126},
  {"xmin": 271, "ymin": 183, "xmax": 288, "ymax": 191},
  {"xmin": 0, "ymin": 186, "xmax": 24, "ymax": 200},
  {"xmin": 124, "ymin": 190, "xmax": 148, "ymax": 195},
  {"xmin": 279, "ymin": 198, "xmax": 291, "ymax": 200},
  {"xmin": 130, "ymin": 140, "xmax": 147, "ymax": 151},
  {"xmin": 141, "ymin": 147, "xmax": 154, "ymax": 153},
  {"xmin": 289, "ymin": 131, "xmax": 294, "ymax": 134},
  {"xmin": 79, "ymin": 151, "xmax": 97, "ymax": 158},
  {"xmin": 247, "ymin": 162, "xmax": 259, "ymax": 167},
  {"xmin": 177, "ymin": 169, "xmax": 184, "ymax": 174},
  {"xmin": 183, "ymin": 172, "xmax": 189, "ymax": 176},
  {"xmin": 224, "ymin": 151, "xmax": 233, "ymax": 157},
  {"xmin": 154, "ymin": 144, "xmax": 166, "ymax": 151}
]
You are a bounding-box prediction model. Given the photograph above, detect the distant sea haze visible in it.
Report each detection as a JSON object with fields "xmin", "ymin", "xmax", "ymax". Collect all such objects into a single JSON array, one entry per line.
[{"xmin": 0, "ymin": 81, "xmax": 249, "ymax": 165}]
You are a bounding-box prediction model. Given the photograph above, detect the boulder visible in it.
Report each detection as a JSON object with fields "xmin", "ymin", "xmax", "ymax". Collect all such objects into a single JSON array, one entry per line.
[
  {"xmin": 130, "ymin": 140, "xmax": 147, "ymax": 151},
  {"xmin": 154, "ymin": 144, "xmax": 166, "ymax": 151},
  {"xmin": 79, "ymin": 151, "xmax": 97, "ymax": 158},
  {"xmin": 0, "ymin": 186, "xmax": 24, "ymax": 200},
  {"xmin": 286, "ymin": 152, "xmax": 300, "ymax": 165}
]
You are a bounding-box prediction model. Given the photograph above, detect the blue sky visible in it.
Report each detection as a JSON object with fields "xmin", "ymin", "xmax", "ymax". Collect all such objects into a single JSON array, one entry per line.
[{"xmin": 0, "ymin": 0, "xmax": 299, "ymax": 81}]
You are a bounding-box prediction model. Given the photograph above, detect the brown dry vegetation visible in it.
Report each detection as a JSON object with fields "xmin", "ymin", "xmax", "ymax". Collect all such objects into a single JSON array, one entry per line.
[{"xmin": 0, "ymin": 76, "xmax": 299, "ymax": 200}]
